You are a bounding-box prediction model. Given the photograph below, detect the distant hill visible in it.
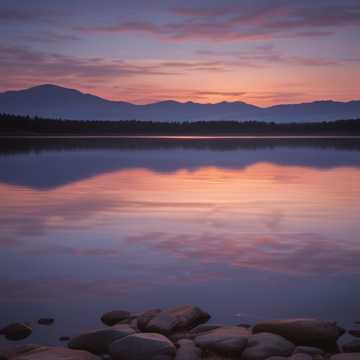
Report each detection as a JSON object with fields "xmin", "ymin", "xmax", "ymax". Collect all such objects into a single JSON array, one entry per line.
[{"xmin": 1, "ymin": 84, "xmax": 360, "ymax": 123}]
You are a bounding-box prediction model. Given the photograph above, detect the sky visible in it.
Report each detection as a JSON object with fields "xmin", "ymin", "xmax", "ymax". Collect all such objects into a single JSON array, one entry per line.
[{"xmin": 0, "ymin": 0, "xmax": 359, "ymax": 106}]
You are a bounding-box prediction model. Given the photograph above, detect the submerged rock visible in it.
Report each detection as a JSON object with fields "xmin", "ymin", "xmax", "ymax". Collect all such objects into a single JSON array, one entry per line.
[
  {"xmin": 194, "ymin": 326, "xmax": 250, "ymax": 356},
  {"xmin": 252, "ymin": 319, "xmax": 343, "ymax": 347},
  {"xmin": 38, "ymin": 318, "xmax": 54, "ymax": 326},
  {"xmin": 68, "ymin": 324, "xmax": 135, "ymax": 354},
  {"xmin": 13, "ymin": 346, "xmax": 99, "ymax": 359},
  {"xmin": 0, "ymin": 323, "xmax": 32, "ymax": 341},
  {"xmin": 109, "ymin": 332, "xmax": 176, "ymax": 360},
  {"xmin": 146, "ymin": 305, "xmax": 210, "ymax": 335},
  {"xmin": 343, "ymin": 339, "xmax": 360, "ymax": 353},
  {"xmin": 242, "ymin": 332, "xmax": 295, "ymax": 360},
  {"xmin": 100, "ymin": 310, "xmax": 130, "ymax": 326},
  {"xmin": 175, "ymin": 339, "xmax": 201, "ymax": 360}
]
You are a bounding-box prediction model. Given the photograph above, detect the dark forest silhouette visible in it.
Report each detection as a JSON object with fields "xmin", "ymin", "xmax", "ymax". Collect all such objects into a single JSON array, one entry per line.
[{"xmin": 1, "ymin": 113, "xmax": 360, "ymax": 136}]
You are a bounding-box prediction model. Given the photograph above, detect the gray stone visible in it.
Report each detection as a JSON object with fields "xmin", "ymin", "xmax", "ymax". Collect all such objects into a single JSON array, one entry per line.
[
  {"xmin": 109, "ymin": 332, "xmax": 176, "ymax": 360},
  {"xmin": 175, "ymin": 339, "xmax": 201, "ymax": 360},
  {"xmin": 242, "ymin": 332, "xmax": 295, "ymax": 360},
  {"xmin": 146, "ymin": 305, "xmax": 210, "ymax": 335},
  {"xmin": 330, "ymin": 354, "xmax": 360, "ymax": 360},
  {"xmin": 294, "ymin": 346, "xmax": 325, "ymax": 356},
  {"xmin": 253, "ymin": 319, "xmax": 343, "ymax": 346},
  {"xmin": 13, "ymin": 346, "xmax": 99, "ymax": 359},
  {"xmin": 68, "ymin": 324, "xmax": 135, "ymax": 354},
  {"xmin": 0, "ymin": 323, "xmax": 32, "ymax": 341},
  {"xmin": 137, "ymin": 309, "xmax": 162, "ymax": 331},
  {"xmin": 100, "ymin": 310, "xmax": 130, "ymax": 326},
  {"xmin": 343, "ymin": 339, "xmax": 360, "ymax": 353},
  {"xmin": 194, "ymin": 326, "xmax": 250, "ymax": 356}
]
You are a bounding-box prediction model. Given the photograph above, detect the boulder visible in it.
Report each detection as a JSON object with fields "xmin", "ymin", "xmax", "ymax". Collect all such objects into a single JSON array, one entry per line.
[
  {"xmin": 0, "ymin": 344, "xmax": 40, "ymax": 359},
  {"xmin": 38, "ymin": 318, "xmax": 54, "ymax": 326},
  {"xmin": 137, "ymin": 309, "xmax": 162, "ymax": 331},
  {"xmin": 146, "ymin": 305, "xmax": 210, "ymax": 335},
  {"xmin": 253, "ymin": 319, "xmax": 343, "ymax": 347},
  {"xmin": 194, "ymin": 326, "xmax": 250, "ymax": 356},
  {"xmin": 290, "ymin": 354, "xmax": 313, "ymax": 360},
  {"xmin": 0, "ymin": 323, "xmax": 32, "ymax": 341},
  {"xmin": 343, "ymin": 339, "xmax": 360, "ymax": 353},
  {"xmin": 242, "ymin": 332, "xmax": 295, "ymax": 360},
  {"xmin": 109, "ymin": 332, "xmax": 176, "ymax": 360},
  {"xmin": 330, "ymin": 354, "xmax": 360, "ymax": 360},
  {"xmin": 189, "ymin": 324, "xmax": 225, "ymax": 335},
  {"xmin": 68, "ymin": 324, "xmax": 135, "ymax": 354},
  {"xmin": 175, "ymin": 339, "xmax": 201, "ymax": 360},
  {"xmin": 294, "ymin": 346, "xmax": 325, "ymax": 356},
  {"xmin": 100, "ymin": 310, "xmax": 130, "ymax": 326},
  {"xmin": 13, "ymin": 346, "xmax": 99, "ymax": 359}
]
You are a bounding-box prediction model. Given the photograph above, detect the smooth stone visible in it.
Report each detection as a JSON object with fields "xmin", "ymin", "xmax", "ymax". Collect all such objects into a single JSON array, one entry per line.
[
  {"xmin": 189, "ymin": 324, "xmax": 225, "ymax": 335},
  {"xmin": 169, "ymin": 331, "xmax": 193, "ymax": 343},
  {"xmin": 109, "ymin": 332, "xmax": 176, "ymax": 360},
  {"xmin": 242, "ymin": 332, "xmax": 295, "ymax": 360},
  {"xmin": 253, "ymin": 319, "xmax": 343, "ymax": 346},
  {"xmin": 0, "ymin": 344, "xmax": 40, "ymax": 359},
  {"xmin": 330, "ymin": 354, "xmax": 360, "ymax": 360},
  {"xmin": 100, "ymin": 310, "xmax": 130, "ymax": 326},
  {"xmin": 349, "ymin": 328, "xmax": 360, "ymax": 338},
  {"xmin": 290, "ymin": 354, "xmax": 313, "ymax": 360},
  {"xmin": 294, "ymin": 346, "xmax": 325, "ymax": 356},
  {"xmin": 38, "ymin": 318, "xmax": 54, "ymax": 326},
  {"xmin": 175, "ymin": 339, "xmax": 201, "ymax": 360},
  {"xmin": 266, "ymin": 357, "xmax": 288, "ymax": 360},
  {"xmin": 194, "ymin": 326, "xmax": 250, "ymax": 356},
  {"xmin": 13, "ymin": 346, "xmax": 99, "ymax": 359},
  {"xmin": 137, "ymin": 309, "xmax": 162, "ymax": 331},
  {"xmin": 68, "ymin": 324, "xmax": 135, "ymax": 354},
  {"xmin": 146, "ymin": 305, "xmax": 210, "ymax": 335},
  {"xmin": 0, "ymin": 323, "xmax": 32, "ymax": 341},
  {"xmin": 343, "ymin": 339, "xmax": 360, "ymax": 353}
]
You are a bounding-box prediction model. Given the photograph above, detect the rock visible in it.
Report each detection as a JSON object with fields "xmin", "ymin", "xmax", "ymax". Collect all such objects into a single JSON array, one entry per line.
[
  {"xmin": 294, "ymin": 346, "xmax": 325, "ymax": 356},
  {"xmin": 194, "ymin": 326, "xmax": 250, "ymax": 356},
  {"xmin": 266, "ymin": 357, "xmax": 288, "ymax": 360},
  {"xmin": 146, "ymin": 305, "xmax": 210, "ymax": 335},
  {"xmin": 13, "ymin": 346, "xmax": 99, "ymax": 359},
  {"xmin": 137, "ymin": 309, "xmax": 162, "ymax": 331},
  {"xmin": 68, "ymin": 324, "xmax": 135, "ymax": 354},
  {"xmin": 330, "ymin": 354, "xmax": 360, "ymax": 360},
  {"xmin": 100, "ymin": 310, "xmax": 130, "ymax": 326},
  {"xmin": 169, "ymin": 331, "xmax": 193, "ymax": 343},
  {"xmin": 290, "ymin": 354, "xmax": 313, "ymax": 360},
  {"xmin": 59, "ymin": 336, "xmax": 70, "ymax": 342},
  {"xmin": 349, "ymin": 327, "xmax": 360, "ymax": 338},
  {"xmin": 0, "ymin": 323, "xmax": 32, "ymax": 341},
  {"xmin": 109, "ymin": 332, "xmax": 176, "ymax": 360},
  {"xmin": 343, "ymin": 339, "xmax": 360, "ymax": 353},
  {"xmin": 189, "ymin": 324, "xmax": 225, "ymax": 335},
  {"xmin": 238, "ymin": 323, "xmax": 252, "ymax": 329},
  {"xmin": 242, "ymin": 332, "xmax": 295, "ymax": 360},
  {"xmin": 175, "ymin": 339, "xmax": 201, "ymax": 360},
  {"xmin": 0, "ymin": 344, "xmax": 40, "ymax": 359},
  {"xmin": 253, "ymin": 319, "xmax": 343, "ymax": 347},
  {"xmin": 38, "ymin": 318, "xmax": 54, "ymax": 326}
]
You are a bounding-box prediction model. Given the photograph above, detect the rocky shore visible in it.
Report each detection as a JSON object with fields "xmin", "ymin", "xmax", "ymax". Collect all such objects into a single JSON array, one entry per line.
[{"xmin": 1, "ymin": 305, "xmax": 360, "ymax": 360}]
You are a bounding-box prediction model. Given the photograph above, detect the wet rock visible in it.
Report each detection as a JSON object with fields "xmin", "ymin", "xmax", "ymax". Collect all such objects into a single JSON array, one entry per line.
[
  {"xmin": 68, "ymin": 324, "xmax": 135, "ymax": 354},
  {"xmin": 100, "ymin": 310, "xmax": 130, "ymax": 326},
  {"xmin": 290, "ymin": 354, "xmax": 313, "ymax": 360},
  {"xmin": 146, "ymin": 305, "xmax": 210, "ymax": 335},
  {"xmin": 13, "ymin": 346, "xmax": 99, "ymax": 359},
  {"xmin": 343, "ymin": 339, "xmax": 360, "ymax": 353},
  {"xmin": 137, "ymin": 309, "xmax": 162, "ymax": 331},
  {"xmin": 109, "ymin": 332, "xmax": 176, "ymax": 360},
  {"xmin": 330, "ymin": 354, "xmax": 360, "ymax": 360},
  {"xmin": 38, "ymin": 318, "xmax": 54, "ymax": 326},
  {"xmin": 0, "ymin": 344, "xmax": 40, "ymax": 359},
  {"xmin": 253, "ymin": 319, "xmax": 343, "ymax": 347},
  {"xmin": 189, "ymin": 324, "xmax": 225, "ymax": 335},
  {"xmin": 194, "ymin": 326, "xmax": 250, "ymax": 356},
  {"xmin": 175, "ymin": 339, "xmax": 201, "ymax": 360},
  {"xmin": 294, "ymin": 346, "xmax": 325, "ymax": 356},
  {"xmin": 0, "ymin": 323, "xmax": 32, "ymax": 341},
  {"xmin": 242, "ymin": 332, "xmax": 295, "ymax": 360}
]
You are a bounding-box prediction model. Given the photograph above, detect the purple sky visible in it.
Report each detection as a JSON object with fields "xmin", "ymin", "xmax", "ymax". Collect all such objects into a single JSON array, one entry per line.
[{"xmin": 1, "ymin": 0, "xmax": 359, "ymax": 105}]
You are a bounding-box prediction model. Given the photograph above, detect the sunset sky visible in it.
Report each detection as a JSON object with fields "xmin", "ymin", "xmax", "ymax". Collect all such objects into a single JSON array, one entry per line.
[{"xmin": 1, "ymin": 0, "xmax": 360, "ymax": 105}]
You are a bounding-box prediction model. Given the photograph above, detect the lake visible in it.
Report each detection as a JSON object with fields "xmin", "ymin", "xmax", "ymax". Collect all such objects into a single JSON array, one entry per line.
[{"xmin": 1, "ymin": 137, "xmax": 360, "ymax": 346}]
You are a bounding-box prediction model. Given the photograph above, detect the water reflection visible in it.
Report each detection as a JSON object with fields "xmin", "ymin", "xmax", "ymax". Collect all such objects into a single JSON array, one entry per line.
[{"xmin": 0, "ymin": 138, "xmax": 360, "ymax": 345}]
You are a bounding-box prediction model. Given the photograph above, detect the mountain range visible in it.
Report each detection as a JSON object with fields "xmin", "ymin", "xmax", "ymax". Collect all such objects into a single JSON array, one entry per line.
[{"xmin": 1, "ymin": 84, "xmax": 360, "ymax": 123}]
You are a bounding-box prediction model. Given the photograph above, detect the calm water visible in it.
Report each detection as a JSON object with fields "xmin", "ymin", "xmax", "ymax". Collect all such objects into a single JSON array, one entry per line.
[{"xmin": 1, "ymin": 137, "xmax": 360, "ymax": 345}]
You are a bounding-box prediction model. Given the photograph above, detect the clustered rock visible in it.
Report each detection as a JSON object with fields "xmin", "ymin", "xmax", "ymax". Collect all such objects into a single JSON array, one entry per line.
[{"xmin": 0, "ymin": 306, "xmax": 359, "ymax": 360}]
